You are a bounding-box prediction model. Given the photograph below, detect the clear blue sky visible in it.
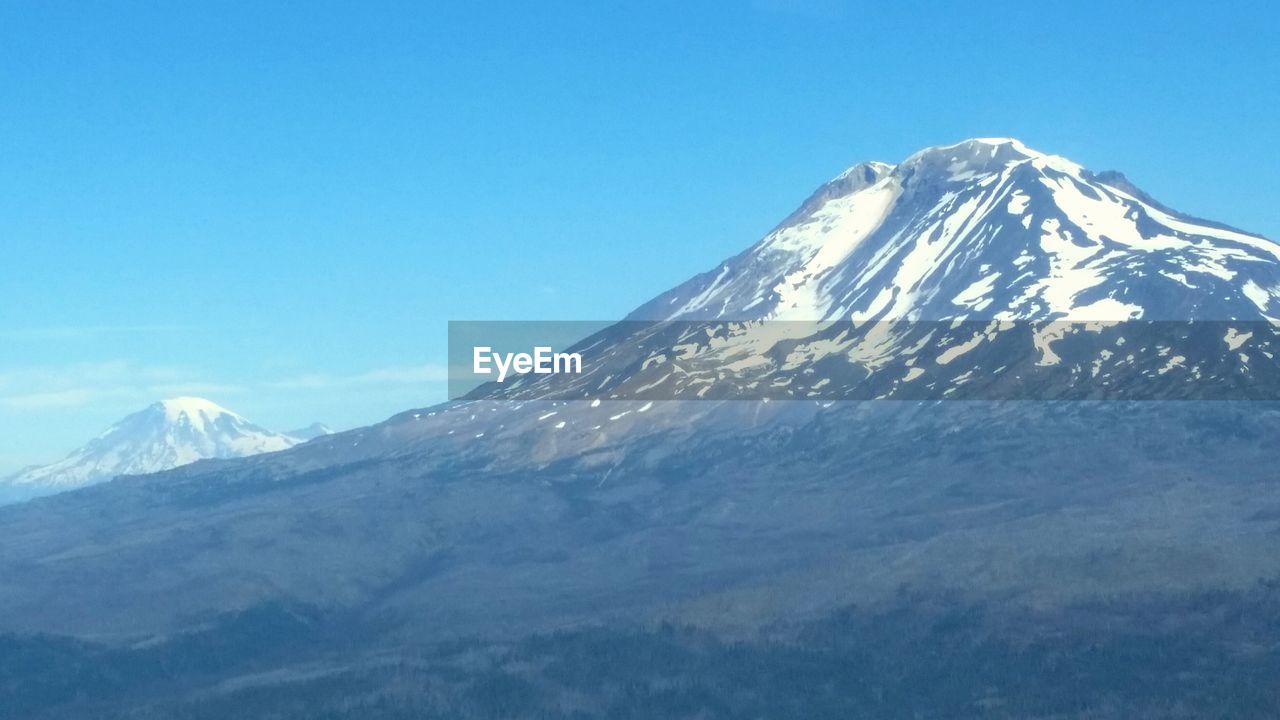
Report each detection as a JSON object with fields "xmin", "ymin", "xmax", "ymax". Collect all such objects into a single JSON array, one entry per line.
[{"xmin": 2, "ymin": 1, "xmax": 1277, "ymax": 473}]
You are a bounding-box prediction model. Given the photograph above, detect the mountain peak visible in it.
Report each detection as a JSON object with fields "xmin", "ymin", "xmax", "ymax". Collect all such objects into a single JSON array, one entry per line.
[
  {"xmin": 913, "ymin": 136, "xmax": 1039, "ymax": 158},
  {"xmin": 828, "ymin": 139, "xmax": 1043, "ymax": 184},
  {"xmin": 831, "ymin": 160, "xmax": 894, "ymax": 183},
  {"xmin": 896, "ymin": 136, "xmax": 1079, "ymax": 180},
  {"xmin": 159, "ymin": 395, "xmax": 232, "ymax": 412},
  {"xmin": 157, "ymin": 396, "xmax": 242, "ymax": 423},
  {"xmin": 629, "ymin": 138, "xmax": 1279, "ymax": 324},
  {"xmin": 2, "ymin": 398, "xmax": 301, "ymax": 502}
]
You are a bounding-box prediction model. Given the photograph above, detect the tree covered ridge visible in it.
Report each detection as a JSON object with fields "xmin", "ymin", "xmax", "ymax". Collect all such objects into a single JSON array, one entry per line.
[{"xmin": 5, "ymin": 582, "xmax": 1280, "ymax": 719}]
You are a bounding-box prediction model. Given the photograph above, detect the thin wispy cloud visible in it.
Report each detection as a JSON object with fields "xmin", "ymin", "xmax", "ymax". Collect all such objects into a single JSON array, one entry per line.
[
  {"xmin": 1, "ymin": 325, "xmax": 186, "ymax": 341},
  {"xmin": 0, "ymin": 388, "xmax": 112, "ymax": 411},
  {"xmin": 266, "ymin": 363, "xmax": 449, "ymax": 390},
  {"xmin": 0, "ymin": 362, "xmax": 184, "ymax": 391},
  {"xmin": 0, "ymin": 358, "xmax": 446, "ymax": 414},
  {"xmin": 148, "ymin": 382, "xmax": 247, "ymax": 397},
  {"xmin": 0, "ymin": 362, "xmax": 242, "ymax": 413}
]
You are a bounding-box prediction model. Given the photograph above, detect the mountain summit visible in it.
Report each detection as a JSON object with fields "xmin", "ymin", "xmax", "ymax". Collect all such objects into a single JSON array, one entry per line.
[
  {"xmin": 1, "ymin": 397, "xmax": 303, "ymax": 502},
  {"xmin": 475, "ymin": 139, "xmax": 1280, "ymax": 405},
  {"xmin": 630, "ymin": 137, "xmax": 1279, "ymax": 323}
]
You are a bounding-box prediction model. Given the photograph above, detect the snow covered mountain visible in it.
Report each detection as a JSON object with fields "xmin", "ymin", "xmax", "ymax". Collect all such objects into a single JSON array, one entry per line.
[
  {"xmin": 630, "ymin": 137, "xmax": 1280, "ymax": 323},
  {"xmin": 1, "ymin": 397, "xmax": 304, "ymax": 501},
  {"xmin": 4, "ymin": 138, "xmax": 1280, "ymax": 647},
  {"xmin": 477, "ymin": 137, "xmax": 1280, "ymax": 404}
]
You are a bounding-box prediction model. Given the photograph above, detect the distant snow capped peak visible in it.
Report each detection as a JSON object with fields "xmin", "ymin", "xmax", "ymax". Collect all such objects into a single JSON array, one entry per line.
[
  {"xmin": 155, "ymin": 396, "xmax": 245, "ymax": 432},
  {"xmin": 286, "ymin": 422, "xmax": 335, "ymax": 442},
  {"xmin": 2, "ymin": 397, "xmax": 302, "ymax": 503}
]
